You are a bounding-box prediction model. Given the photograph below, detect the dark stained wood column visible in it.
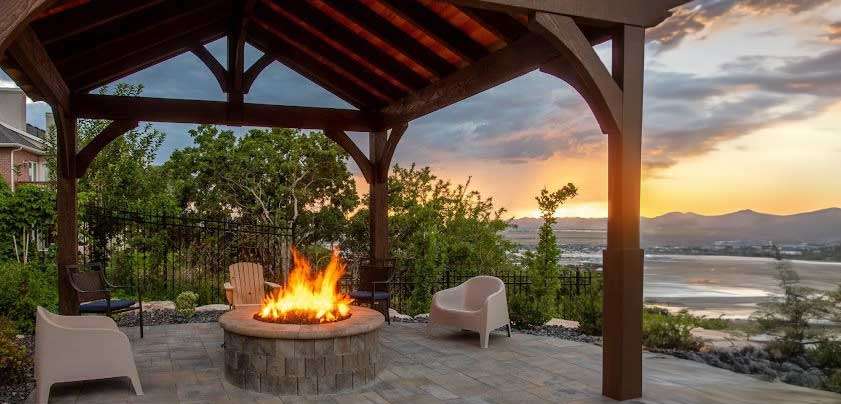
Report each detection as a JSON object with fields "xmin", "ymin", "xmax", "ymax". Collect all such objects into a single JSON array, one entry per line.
[
  {"xmin": 56, "ymin": 111, "xmax": 79, "ymax": 315},
  {"xmin": 367, "ymin": 130, "xmax": 388, "ymax": 277},
  {"xmin": 602, "ymin": 24, "xmax": 645, "ymax": 400}
]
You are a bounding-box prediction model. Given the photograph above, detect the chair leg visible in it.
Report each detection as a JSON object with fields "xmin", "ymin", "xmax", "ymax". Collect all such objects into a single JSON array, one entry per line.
[
  {"xmin": 480, "ymin": 331, "xmax": 489, "ymax": 349},
  {"xmin": 35, "ymin": 381, "xmax": 51, "ymax": 404},
  {"xmin": 128, "ymin": 371, "xmax": 144, "ymax": 396},
  {"xmin": 385, "ymin": 299, "xmax": 391, "ymax": 325},
  {"xmin": 506, "ymin": 323, "xmax": 512, "ymax": 338}
]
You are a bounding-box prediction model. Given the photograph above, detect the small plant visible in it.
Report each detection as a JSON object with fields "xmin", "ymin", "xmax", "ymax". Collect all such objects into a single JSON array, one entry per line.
[
  {"xmin": 808, "ymin": 340, "xmax": 841, "ymax": 369},
  {"xmin": 826, "ymin": 369, "xmax": 841, "ymax": 394},
  {"xmin": 175, "ymin": 291, "xmax": 199, "ymax": 318},
  {"xmin": 557, "ymin": 276, "xmax": 603, "ymax": 336},
  {"xmin": 0, "ymin": 261, "xmax": 58, "ymax": 333},
  {"xmin": 642, "ymin": 308, "xmax": 701, "ymax": 351},
  {"xmin": 0, "ymin": 316, "xmax": 30, "ymax": 386}
]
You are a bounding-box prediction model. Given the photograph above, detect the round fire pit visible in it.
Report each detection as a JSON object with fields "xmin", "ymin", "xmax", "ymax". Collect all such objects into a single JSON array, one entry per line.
[{"xmin": 220, "ymin": 305, "xmax": 384, "ymax": 395}]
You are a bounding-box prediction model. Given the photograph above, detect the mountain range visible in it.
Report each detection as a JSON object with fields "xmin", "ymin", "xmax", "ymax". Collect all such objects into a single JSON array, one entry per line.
[{"xmin": 505, "ymin": 208, "xmax": 841, "ymax": 247}]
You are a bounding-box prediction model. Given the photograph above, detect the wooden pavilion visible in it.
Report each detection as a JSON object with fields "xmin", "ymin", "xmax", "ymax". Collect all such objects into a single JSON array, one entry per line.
[{"xmin": 0, "ymin": 0, "xmax": 688, "ymax": 400}]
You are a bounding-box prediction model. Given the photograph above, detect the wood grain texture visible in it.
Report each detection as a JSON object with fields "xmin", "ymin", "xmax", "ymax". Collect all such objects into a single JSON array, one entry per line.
[
  {"xmin": 533, "ymin": 13, "xmax": 621, "ymax": 135},
  {"xmin": 6, "ymin": 26, "xmax": 69, "ymax": 110},
  {"xmin": 0, "ymin": 0, "xmax": 55, "ymax": 56},
  {"xmin": 229, "ymin": 263, "xmax": 266, "ymax": 306}
]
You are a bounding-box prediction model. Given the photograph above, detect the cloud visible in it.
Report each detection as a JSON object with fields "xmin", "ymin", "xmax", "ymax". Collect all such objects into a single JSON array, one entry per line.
[{"xmin": 649, "ymin": 0, "xmax": 832, "ymax": 51}]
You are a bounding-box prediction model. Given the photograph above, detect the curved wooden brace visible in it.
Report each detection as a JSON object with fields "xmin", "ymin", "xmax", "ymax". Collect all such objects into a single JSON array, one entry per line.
[
  {"xmin": 531, "ymin": 13, "xmax": 621, "ymax": 135},
  {"xmin": 243, "ymin": 53, "xmax": 273, "ymax": 93},
  {"xmin": 379, "ymin": 123, "xmax": 408, "ymax": 179},
  {"xmin": 0, "ymin": 0, "xmax": 56, "ymax": 56},
  {"xmin": 325, "ymin": 129, "xmax": 373, "ymax": 184},
  {"xmin": 191, "ymin": 45, "xmax": 228, "ymax": 92},
  {"xmin": 75, "ymin": 120, "xmax": 138, "ymax": 178}
]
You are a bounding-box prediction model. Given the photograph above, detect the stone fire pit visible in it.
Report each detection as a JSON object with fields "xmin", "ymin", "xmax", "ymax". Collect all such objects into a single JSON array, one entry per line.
[{"xmin": 220, "ymin": 305, "xmax": 384, "ymax": 395}]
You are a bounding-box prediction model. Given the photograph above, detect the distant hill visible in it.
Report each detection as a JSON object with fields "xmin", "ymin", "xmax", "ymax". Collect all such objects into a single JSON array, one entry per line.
[{"xmin": 505, "ymin": 208, "xmax": 841, "ymax": 247}]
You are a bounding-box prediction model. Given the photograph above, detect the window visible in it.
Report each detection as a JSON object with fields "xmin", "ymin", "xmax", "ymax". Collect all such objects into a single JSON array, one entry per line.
[{"xmin": 27, "ymin": 161, "xmax": 36, "ymax": 181}]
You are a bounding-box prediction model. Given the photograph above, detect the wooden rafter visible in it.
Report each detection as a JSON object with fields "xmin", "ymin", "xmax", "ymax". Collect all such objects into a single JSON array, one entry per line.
[
  {"xmin": 191, "ymin": 45, "xmax": 228, "ymax": 92},
  {"xmin": 71, "ymin": 94, "xmax": 398, "ymax": 132},
  {"xmin": 75, "ymin": 120, "xmax": 139, "ymax": 178},
  {"xmin": 243, "ymin": 53, "xmax": 274, "ymax": 93},
  {"xmin": 55, "ymin": 1, "xmax": 230, "ymax": 76},
  {"xmin": 380, "ymin": 0, "xmax": 489, "ymax": 63},
  {"xmin": 381, "ymin": 33, "xmax": 558, "ymax": 121},
  {"xmin": 6, "ymin": 26, "xmax": 69, "ymax": 111},
  {"xmin": 455, "ymin": 5, "xmax": 528, "ymax": 44},
  {"xmin": 33, "ymin": 0, "xmax": 166, "ymax": 45},
  {"xmin": 276, "ymin": 0, "xmax": 429, "ymax": 91},
  {"xmin": 68, "ymin": 21, "xmax": 226, "ymax": 92},
  {"xmin": 320, "ymin": 0, "xmax": 456, "ymax": 79},
  {"xmin": 325, "ymin": 129, "xmax": 374, "ymax": 184},
  {"xmin": 247, "ymin": 24, "xmax": 380, "ymax": 109},
  {"xmin": 0, "ymin": 0, "xmax": 55, "ymax": 56}
]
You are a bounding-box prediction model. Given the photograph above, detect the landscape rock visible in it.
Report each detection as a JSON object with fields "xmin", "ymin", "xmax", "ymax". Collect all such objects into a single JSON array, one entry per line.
[
  {"xmin": 388, "ymin": 308, "xmax": 412, "ymax": 321},
  {"xmin": 196, "ymin": 304, "xmax": 230, "ymax": 312},
  {"xmin": 141, "ymin": 300, "xmax": 175, "ymax": 310}
]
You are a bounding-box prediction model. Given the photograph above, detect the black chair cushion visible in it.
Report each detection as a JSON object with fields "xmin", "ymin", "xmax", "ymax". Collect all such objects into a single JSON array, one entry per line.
[
  {"xmin": 79, "ymin": 299, "xmax": 136, "ymax": 313},
  {"xmin": 349, "ymin": 290, "xmax": 390, "ymax": 300}
]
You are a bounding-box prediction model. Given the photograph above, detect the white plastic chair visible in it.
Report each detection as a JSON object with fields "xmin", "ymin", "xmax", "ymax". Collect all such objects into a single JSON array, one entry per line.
[
  {"xmin": 35, "ymin": 306, "xmax": 142, "ymax": 404},
  {"xmin": 428, "ymin": 276, "xmax": 511, "ymax": 348}
]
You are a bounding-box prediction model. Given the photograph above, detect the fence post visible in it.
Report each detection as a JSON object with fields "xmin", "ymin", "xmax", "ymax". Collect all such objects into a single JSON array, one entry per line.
[{"xmin": 576, "ymin": 270, "xmax": 581, "ymax": 294}]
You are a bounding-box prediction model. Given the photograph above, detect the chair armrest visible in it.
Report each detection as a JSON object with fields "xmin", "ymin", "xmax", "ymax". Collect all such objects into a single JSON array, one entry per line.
[
  {"xmin": 51, "ymin": 314, "xmax": 118, "ymax": 330},
  {"xmin": 224, "ymin": 282, "xmax": 234, "ymax": 290},
  {"xmin": 482, "ymin": 285, "xmax": 510, "ymax": 327},
  {"xmin": 264, "ymin": 281, "xmax": 281, "ymax": 289}
]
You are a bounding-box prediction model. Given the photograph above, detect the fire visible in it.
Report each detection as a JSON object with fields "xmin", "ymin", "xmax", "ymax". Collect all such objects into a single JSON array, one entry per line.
[{"xmin": 254, "ymin": 248, "xmax": 353, "ymax": 324}]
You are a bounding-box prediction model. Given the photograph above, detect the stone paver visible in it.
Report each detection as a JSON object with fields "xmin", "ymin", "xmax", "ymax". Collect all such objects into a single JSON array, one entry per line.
[{"xmin": 34, "ymin": 321, "xmax": 841, "ymax": 404}]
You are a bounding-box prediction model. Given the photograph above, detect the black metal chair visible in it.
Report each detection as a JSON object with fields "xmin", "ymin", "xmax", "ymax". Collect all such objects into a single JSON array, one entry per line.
[
  {"xmin": 68, "ymin": 262, "xmax": 144, "ymax": 338},
  {"xmin": 348, "ymin": 259, "xmax": 398, "ymax": 325}
]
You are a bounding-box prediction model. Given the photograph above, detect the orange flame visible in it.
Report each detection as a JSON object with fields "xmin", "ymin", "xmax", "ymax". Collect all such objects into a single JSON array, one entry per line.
[{"xmin": 255, "ymin": 248, "xmax": 353, "ymax": 324}]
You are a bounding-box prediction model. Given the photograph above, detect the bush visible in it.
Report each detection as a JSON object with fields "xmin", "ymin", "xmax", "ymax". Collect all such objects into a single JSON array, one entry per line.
[
  {"xmin": 558, "ymin": 276, "xmax": 603, "ymax": 335},
  {"xmin": 642, "ymin": 308, "xmax": 701, "ymax": 351},
  {"xmin": 0, "ymin": 261, "xmax": 58, "ymax": 333},
  {"xmin": 826, "ymin": 370, "xmax": 841, "ymax": 394},
  {"xmin": 175, "ymin": 291, "xmax": 199, "ymax": 318},
  {"xmin": 509, "ymin": 290, "xmax": 553, "ymax": 327},
  {"xmin": 694, "ymin": 315, "xmax": 729, "ymax": 330},
  {"xmin": 808, "ymin": 340, "xmax": 841, "ymax": 369},
  {"xmin": 0, "ymin": 316, "xmax": 30, "ymax": 385}
]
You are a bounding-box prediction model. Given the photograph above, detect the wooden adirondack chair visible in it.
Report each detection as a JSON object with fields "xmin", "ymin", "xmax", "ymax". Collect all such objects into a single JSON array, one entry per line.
[{"xmin": 223, "ymin": 262, "xmax": 281, "ymax": 307}]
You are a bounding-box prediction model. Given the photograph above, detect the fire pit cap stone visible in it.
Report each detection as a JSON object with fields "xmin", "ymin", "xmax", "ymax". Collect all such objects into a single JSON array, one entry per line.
[{"xmin": 219, "ymin": 305, "xmax": 384, "ymax": 339}]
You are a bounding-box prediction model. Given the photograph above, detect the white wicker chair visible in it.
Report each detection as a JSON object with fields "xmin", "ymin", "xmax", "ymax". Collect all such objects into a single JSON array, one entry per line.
[
  {"xmin": 428, "ymin": 276, "xmax": 511, "ymax": 348},
  {"xmin": 35, "ymin": 306, "xmax": 142, "ymax": 404}
]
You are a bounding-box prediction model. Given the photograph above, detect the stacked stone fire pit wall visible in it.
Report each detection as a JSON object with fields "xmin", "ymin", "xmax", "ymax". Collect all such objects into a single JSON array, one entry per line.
[{"xmin": 220, "ymin": 306, "xmax": 384, "ymax": 395}]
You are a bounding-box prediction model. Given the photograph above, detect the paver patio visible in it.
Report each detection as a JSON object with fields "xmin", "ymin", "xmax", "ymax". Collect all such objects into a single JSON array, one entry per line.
[{"xmin": 35, "ymin": 321, "xmax": 841, "ymax": 404}]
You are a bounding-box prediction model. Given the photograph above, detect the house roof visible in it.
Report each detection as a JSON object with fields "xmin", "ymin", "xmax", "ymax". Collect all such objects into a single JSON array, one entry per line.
[{"xmin": 0, "ymin": 120, "xmax": 47, "ymax": 154}]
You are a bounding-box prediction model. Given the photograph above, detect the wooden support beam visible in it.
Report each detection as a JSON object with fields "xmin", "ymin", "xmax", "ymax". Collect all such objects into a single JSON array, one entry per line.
[
  {"xmin": 381, "ymin": 33, "xmax": 559, "ymax": 121},
  {"xmin": 325, "ymin": 129, "xmax": 374, "ymax": 185},
  {"xmin": 379, "ymin": 123, "xmax": 408, "ymax": 179},
  {"xmin": 381, "ymin": 0, "xmax": 489, "ymax": 63},
  {"xmin": 191, "ymin": 45, "xmax": 228, "ymax": 92},
  {"xmin": 602, "ymin": 24, "xmax": 646, "ymax": 401},
  {"xmin": 320, "ymin": 0, "xmax": 456, "ymax": 79},
  {"xmin": 69, "ymin": 22, "xmax": 226, "ymax": 93},
  {"xmin": 367, "ymin": 130, "xmax": 389, "ymax": 273},
  {"xmin": 6, "ymin": 26, "xmax": 69, "ymax": 111},
  {"xmin": 55, "ymin": 110, "xmax": 78, "ymax": 315},
  {"xmin": 445, "ymin": 0, "xmax": 689, "ymax": 28},
  {"xmin": 532, "ymin": 13, "xmax": 621, "ymax": 134},
  {"xmin": 277, "ymin": 0, "xmax": 429, "ymax": 91},
  {"xmin": 247, "ymin": 25, "xmax": 379, "ymax": 109},
  {"xmin": 33, "ymin": 0, "xmax": 166, "ymax": 45},
  {"xmin": 75, "ymin": 120, "xmax": 139, "ymax": 178},
  {"xmin": 0, "ymin": 0, "xmax": 55, "ymax": 56},
  {"xmin": 456, "ymin": 6, "xmax": 528, "ymax": 44},
  {"xmin": 243, "ymin": 54, "xmax": 274, "ymax": 93},
  {"xmin": 71, "ymin": 94, "xmax": 398, "ymax": 132}
]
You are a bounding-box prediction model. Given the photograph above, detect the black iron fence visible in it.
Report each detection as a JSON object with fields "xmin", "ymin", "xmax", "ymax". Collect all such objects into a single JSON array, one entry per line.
[{"xmin": 80, "ymin": 206, "xmax": 292, "ymax": 305}]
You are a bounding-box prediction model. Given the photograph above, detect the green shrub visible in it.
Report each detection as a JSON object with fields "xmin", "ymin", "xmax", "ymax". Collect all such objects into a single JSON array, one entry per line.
[
  {"xmin": 0, "ymin": 316, "xmax": 30, "ymax": 385},
  {"xmin": 694, "ymin": 315, "xmax": 729, "ymax": 330},
  {"xmin": 642, "ymin": 308, "xmax": 700, "ymax": 351},
  {"xmin": 0, "ymin": 261, "xmax": 58, "ymax": 333},
  {"xmin": 825, "ymin": 369, "xmax": 841, "ymax": 394},
  {"xmin": 558, "ymin": 276, "xmax": 603, "ymax": 336},
  {"xmin": 175, "ymin": 291, "xmax": 199, "ymax": 318},
  {"xmin": 509, "ymin": 290, "xmax": 553, "ymax": 327},
  {"xmin": 808, "ymin": 340, "xmax": 841, "ymax": 369}
]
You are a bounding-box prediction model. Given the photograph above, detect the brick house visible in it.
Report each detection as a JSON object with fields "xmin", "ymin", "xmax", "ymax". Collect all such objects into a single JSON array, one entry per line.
[{"xmin": 0, "ymin": 87, "xmax": 48, "ymax": 190}]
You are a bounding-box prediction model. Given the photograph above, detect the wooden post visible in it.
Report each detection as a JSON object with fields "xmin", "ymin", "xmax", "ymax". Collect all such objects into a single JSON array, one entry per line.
[
  {"xmin": 367, "ymin": 130, "xmax": 388, "ymax": 280},
  {"xmin": 602, "ymin": 24, "xmax": 645, "ymax": 400},
  {"xmin": 56, "ymin": 110, "xmax": 79, "ymax": 315}
]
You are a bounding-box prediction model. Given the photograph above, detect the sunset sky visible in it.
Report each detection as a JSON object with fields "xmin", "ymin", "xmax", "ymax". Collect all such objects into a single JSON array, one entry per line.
[{"xmin": 7, "ymin": 0, "xmax": 841, "ymax": 219}]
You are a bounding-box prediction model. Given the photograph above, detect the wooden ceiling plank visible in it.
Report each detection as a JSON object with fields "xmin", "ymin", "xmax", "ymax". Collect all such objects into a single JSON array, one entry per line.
[
  {"xmin": 251, "ymin": 11, "xmax": 404, "ymax": 102},
  {"xmin": 71, "ymin": 93, "xmax": 395, "ymax": 132},
  {"xmin": 277, "ymin": 0, "xmax": 429, "ymax": 90},
  {"xmin": 381, "ymin": 32, "xmax": 559, "ymax": 121},
  {"xmin": 69, "ymin": 22, "xmax": 226, "ymax": 93},
  {"xmin": 320, "ymin": 0, "xmax": 455, "ymax": 79},
  {"xmin": 51, "ymin": 0, "xmax": 227, "ymax": 69},
  {"xmin": 247, "ymin": 26, "xmax": 379, "ymax": 110},
  {"xmin": 33, "ymin": 0, "xmax": 166, "ymax": 45},
  {"xmin": 380, "ymin": 0, "xmax": 489, "ymax": 63},
  {"xmin": 456, "ymin": 5, "xmax": 528, "ymax": 44}
]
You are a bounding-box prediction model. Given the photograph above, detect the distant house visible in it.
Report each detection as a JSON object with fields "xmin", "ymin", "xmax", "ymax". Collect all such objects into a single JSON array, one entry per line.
[{"xmin": 0, "ymin": 87, "xmax": 48, "ymax": 190}]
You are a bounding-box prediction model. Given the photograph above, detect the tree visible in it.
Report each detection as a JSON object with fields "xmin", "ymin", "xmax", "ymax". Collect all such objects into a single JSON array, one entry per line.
[
  {"xmin": 511, "ymin": 184, "xmax": 577, "ymax": 326},
  {"xmin": 0, "ymin": 185, "xmax": 55, "ymax": 263},
  {"xmin": 164, "ymin": 125, "xmax": 359, "ymax": 246}
]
